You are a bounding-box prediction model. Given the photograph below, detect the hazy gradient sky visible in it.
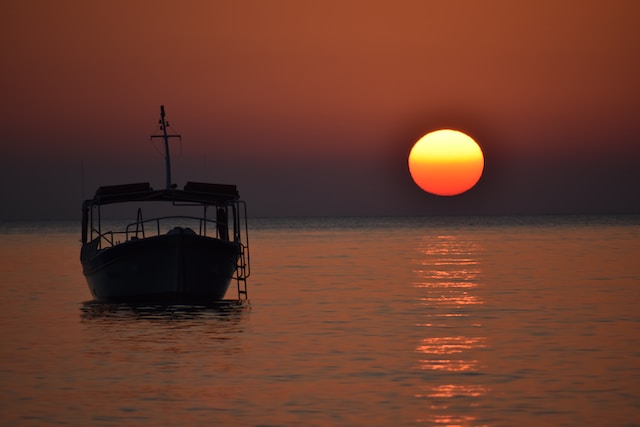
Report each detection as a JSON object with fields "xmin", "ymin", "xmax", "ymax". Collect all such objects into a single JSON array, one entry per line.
[{"xmin": 2, "ymin": 0, "xmax": 639, "ymax": 219}]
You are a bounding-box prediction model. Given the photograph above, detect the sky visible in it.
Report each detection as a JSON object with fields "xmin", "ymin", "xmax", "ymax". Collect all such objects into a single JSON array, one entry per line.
[{"xmin": 2, "ymin": 0, "xmax": 639, "ymax": 219}]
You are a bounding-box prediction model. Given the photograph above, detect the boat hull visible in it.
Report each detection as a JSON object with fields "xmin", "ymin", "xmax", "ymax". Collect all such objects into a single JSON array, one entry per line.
[{"xmin": 81, "ymin": 230, "xmax": 240, "ymax": 302}]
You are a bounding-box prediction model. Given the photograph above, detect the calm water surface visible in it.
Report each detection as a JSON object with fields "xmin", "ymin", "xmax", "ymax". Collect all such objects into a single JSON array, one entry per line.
[{"xmin": 1, "ymin": 216, "xmax": 639, "ymax": 426}]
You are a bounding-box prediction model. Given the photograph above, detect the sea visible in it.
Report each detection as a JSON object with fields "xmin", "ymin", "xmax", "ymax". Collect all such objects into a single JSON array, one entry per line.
[{"xmin": 1, "ymin": 215, "xmax": 639, "ymax": 427}]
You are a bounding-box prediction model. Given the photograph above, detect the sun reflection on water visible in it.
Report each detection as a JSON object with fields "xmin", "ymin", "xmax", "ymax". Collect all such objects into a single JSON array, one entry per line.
[{"xmin": 413, "ymin": 234, "xmax": 488, "ymax": 426}]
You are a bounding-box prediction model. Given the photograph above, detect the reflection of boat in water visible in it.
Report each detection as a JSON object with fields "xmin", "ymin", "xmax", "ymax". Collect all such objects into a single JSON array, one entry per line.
[
  {"xmin": 80, "ymin": 106, "xmax": 250, "ymax": 303},
  {"xmin": 80, "ymin": 301, "xmax": 249, "ymax": 322}
]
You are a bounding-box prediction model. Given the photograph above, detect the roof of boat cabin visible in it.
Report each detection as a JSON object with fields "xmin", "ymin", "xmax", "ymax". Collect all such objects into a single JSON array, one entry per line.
[{"xmin": 83, "ymin": 181, "xmax": 240, "ymax": 207}]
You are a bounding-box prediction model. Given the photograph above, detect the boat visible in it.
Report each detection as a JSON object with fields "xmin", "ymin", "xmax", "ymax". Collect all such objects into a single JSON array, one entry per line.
[{"xmin": 80, "ymin": 106, "xmax": 250, "ymax": 302}]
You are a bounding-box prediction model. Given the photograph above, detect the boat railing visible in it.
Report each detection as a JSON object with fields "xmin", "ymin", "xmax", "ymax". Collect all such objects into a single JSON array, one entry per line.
[
  {"xmin": 92, "ymin": 215, "xmax": 225, "ymax": 249},
  {"xmin": 124, "ymin": 215, "xmax": 220, "ymax": 241},
  {"xmin": 96, "ymin": 230, "xmax": 116, "ymax": 248}
]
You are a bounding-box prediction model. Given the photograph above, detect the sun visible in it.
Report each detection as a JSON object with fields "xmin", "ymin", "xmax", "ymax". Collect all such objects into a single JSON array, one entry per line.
[{"xmin": 408, "ymin": 129, "xmax": 484, "ymax": 196}]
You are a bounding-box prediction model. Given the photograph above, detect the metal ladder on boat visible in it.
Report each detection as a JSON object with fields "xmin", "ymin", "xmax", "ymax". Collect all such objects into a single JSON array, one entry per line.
[{"xmin": 235, "ymin": 243, "xmax": 249, "ymax": 300}]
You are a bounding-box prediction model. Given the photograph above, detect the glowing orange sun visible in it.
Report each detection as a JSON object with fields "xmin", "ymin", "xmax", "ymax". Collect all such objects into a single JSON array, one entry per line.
[{"xmin": 408, "ymin": 129, "xmax": 484, "ymax": 196}]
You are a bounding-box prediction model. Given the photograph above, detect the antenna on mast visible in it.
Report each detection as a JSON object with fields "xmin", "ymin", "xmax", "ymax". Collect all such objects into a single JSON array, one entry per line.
[{"xmin": 150, "ymin": 105, "xmax": 181, "ymax": 190}]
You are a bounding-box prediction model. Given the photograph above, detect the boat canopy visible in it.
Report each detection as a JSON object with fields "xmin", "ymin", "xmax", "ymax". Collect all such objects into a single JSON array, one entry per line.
[{"xmin": 83, "ymin": 181, "xmax": 240, "ymax": 208}]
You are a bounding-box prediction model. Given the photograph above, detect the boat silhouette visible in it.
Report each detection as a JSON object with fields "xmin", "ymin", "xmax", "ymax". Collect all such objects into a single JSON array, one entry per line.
[{"xmin": 80, "ymin": 106, "xmax": 249, "ymax": 302}]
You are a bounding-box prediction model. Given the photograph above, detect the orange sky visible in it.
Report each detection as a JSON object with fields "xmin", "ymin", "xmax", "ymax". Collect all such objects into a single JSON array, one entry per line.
[{"xmin": 2, "ymin": 1, "xmax": 639, "ymax": 218}]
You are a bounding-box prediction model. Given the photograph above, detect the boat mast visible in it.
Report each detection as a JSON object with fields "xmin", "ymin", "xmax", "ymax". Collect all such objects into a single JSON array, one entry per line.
[{"xmin": 150, "ymin": 105, "xmax": 181, "ymax": 190}]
